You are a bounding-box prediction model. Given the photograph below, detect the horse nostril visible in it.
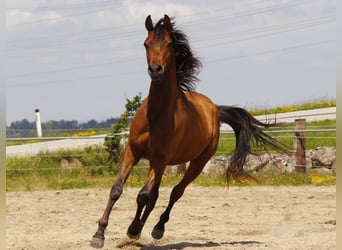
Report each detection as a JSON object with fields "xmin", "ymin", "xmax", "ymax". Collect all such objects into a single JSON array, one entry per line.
[
  {"xmin": 156, "ymin": 65, "xmax": 163, "ymax": 74},
  {"xmin": 148, "ymin": 64, "xmax": 164, "ymax": 78},
  {"xmin": 148, "ymin": 65, "xmax": 153, "ymax": 75}
]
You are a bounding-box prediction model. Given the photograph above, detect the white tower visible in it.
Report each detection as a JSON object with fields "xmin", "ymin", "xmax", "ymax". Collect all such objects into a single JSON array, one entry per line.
[{"xmin": 35, "ymin": 109, "xmax": 43, "ymax": 138}]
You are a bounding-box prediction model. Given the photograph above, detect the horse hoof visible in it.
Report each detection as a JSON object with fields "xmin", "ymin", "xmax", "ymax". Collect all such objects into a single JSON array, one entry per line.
[
  {"xmin": 90, "ymin": 236, "xmax": 105, "ymax": 248},
  {"xmin": 127, "ymin": 229, "xmax": 141, "ymax": 240},
  {"xmin": 151, "ymin": 227, "xmax": 164, "ymax": 239}
]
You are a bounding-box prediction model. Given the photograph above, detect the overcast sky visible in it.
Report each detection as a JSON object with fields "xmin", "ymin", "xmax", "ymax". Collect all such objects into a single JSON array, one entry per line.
[{"xmin": 6, "ymin": 0, "xmax": 336, "ymax": 125}]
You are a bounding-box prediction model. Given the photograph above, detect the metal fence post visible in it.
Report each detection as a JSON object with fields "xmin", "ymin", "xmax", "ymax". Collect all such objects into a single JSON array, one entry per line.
[{"xmin": 295, "ymin": 119, "xmax": 306, "ymax": 173}]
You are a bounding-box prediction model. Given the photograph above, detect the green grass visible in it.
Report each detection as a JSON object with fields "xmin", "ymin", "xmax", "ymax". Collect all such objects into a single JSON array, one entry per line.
[
  {"xmin": 190, "ymin": 172, "xmax": 336, "ymax": 187},
  {"xmin": 216, "ymin": 119, "xmax": 335, "ymax": 156},
  {"xmin": 6, "ymin": 143, "xmax": 336, "ymax": 191},
  {"xmin": 6, "ymin": 118, "xmax": 336, "ymax": 191},
  {"xmin": 6, "ymin": 128, "xmax": 113, "ymax": 146},
  {"xmin": 6, "ymin": 167, "xmax": 336, "ymax": 192},
  {"xmin": 6, "ymin": 101, "xmax": 336, "ymax": 191},
  {"xmin": 249, "ymin": 98, "xmax": 336, "ymax": 116},
  {"xmin": 6, "ymin": 99, "xmax": 335, "ymax": 147}
]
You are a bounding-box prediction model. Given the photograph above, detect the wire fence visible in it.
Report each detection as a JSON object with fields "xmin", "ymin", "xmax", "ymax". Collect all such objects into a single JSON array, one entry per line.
[
  {"xmin": 6, "ymin": 107, "xmax": 336, "ymax": 139},
  {"xmin": 6, "ymin": 127, "xmax": 113, "ymax": 138},
  {"xmin": 6, "ymin": 125, "xmax": 336, "ymax": 173}
]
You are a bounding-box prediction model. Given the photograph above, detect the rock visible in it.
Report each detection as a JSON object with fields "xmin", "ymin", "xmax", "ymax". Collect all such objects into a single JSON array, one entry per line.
[
  {"xmin": 201, "ymin": 147, "xmax": 335, "ymax": 176},
  {"xmin": 202, "ymin": 159, "xmax": 226, "ymax": 177},
  {"xmin": 164, "ymin": 165, "xmax": 179, "ymax": 175},
  {"xmin": 60, "ymin": 158, "xmax": 82, "ymax": 169},
  {"xmin": 309, "ymin": 167, "xmax": 332, "ymax": 175},
  {"xmin": 163, "ymin": 147, "xmax": 336, "ymax": 177},
  {"xmin": 308, "ymin": 147, "xmax": 336, "ymax": 167},
  {"xmin": 164, "ymin": 163, "xmax": 188, "ymax": 176}
]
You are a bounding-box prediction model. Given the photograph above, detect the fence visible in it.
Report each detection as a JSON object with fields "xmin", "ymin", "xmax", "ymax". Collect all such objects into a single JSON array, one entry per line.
[
  {"xmin": 6, "ymin": 119, "xmax": 336, "ymax": 175},
  {"xmin": 6, "ymin": 107, "xmax": 336, "ymax": 139},
  {"xmin": 6, "ymin": 127, "xmax": 110, "ymax": 138}
]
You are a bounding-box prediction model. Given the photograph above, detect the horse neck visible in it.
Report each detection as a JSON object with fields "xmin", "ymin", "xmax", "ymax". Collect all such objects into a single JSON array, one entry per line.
[{"xmin": 147, "ymin": 68, "xmax": 179, "ymax": 120}]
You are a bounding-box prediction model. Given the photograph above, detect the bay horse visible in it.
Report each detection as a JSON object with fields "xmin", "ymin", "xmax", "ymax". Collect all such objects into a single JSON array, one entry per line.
[{"xmin": 91, "ymin": 14, "xmax": 286, "ymax": 248}]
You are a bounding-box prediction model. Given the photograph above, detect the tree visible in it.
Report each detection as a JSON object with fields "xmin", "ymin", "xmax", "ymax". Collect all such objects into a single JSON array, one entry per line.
[
  {"xmin": 104, "ymin": 93, "xmax": 143, "ymax": 165},
  {"xmin": 10, "ymin": 119, "xmax": 34, "ymax": 130},
  {"xmin": 85, "ymin": 119, "xmax": 98, "ymax": 129}
]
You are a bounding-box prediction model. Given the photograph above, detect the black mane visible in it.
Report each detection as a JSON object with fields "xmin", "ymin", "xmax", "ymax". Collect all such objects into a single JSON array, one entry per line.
[{"xmin": 154, "ymin": 17, "xmax": 202, "ymax": 92}]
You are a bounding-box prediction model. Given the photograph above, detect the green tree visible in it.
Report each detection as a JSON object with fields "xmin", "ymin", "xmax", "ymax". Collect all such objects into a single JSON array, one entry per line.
[{"xmin": 104, "ymin": 93, "xmax": 143, "ymax": 165}]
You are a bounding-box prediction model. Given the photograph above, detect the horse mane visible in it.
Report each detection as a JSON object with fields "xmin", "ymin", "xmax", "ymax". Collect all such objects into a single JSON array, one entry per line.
[{"xmin": 154, "ymin": 17, "xmax": 202, "ymax": 92}]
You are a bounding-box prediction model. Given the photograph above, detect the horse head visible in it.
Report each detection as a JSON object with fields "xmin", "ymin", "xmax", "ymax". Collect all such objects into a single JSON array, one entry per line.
[{"xmin": 144, "ymin": 15, "xmax": 174, "ymax": 82}]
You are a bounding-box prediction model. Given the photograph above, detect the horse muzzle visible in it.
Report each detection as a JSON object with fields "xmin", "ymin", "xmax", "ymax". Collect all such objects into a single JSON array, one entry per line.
[{"xmin": 148, "ymin": 64, "xmax": 164, "ymax": 81}]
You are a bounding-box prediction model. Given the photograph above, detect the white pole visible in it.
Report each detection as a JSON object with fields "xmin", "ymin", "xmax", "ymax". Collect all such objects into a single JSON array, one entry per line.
[{"xmin": 35, "ymin": 109, "xmax": 43, "ymax": 138}]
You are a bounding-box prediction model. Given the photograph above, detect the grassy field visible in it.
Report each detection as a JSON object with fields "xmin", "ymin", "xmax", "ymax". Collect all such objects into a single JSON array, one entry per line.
[
  {"xmin": 6, "ymin": 99, "xmax": 335, "ymax": 146},
  {"xmin": 6, "ymin": 119, "xmax": 335, "ymax": 191},
  {"xmin": 6, "ymin": 161, "xmax": 336, "ymax": 191},
  {"xmin": 248, "ymin": 98, "xmax": 336, "ymax": 116},
  {"xmin": 6, "ymin": 100, "xmax": 336, "ymax": 191},
  {"xmin": 216, "ymin": 119, "xmax": 336, "ymax": 155}
]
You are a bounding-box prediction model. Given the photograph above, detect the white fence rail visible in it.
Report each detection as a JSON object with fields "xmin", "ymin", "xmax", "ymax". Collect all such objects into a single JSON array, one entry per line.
[{"xmin": 6, "ymin": 129, "xmax": 335, "ymax": 157}]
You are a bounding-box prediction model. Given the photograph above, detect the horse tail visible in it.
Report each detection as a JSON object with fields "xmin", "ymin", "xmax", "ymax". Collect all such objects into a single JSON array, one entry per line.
[{"xmin": 216, "ymin": 105, "xmax": 288, "ymax": 184}]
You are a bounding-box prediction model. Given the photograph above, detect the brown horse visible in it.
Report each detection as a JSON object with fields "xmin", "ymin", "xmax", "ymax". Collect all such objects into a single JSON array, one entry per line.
[{"xmin": 91, "ymin": 14, "xmax": 286, "ymax": 248}]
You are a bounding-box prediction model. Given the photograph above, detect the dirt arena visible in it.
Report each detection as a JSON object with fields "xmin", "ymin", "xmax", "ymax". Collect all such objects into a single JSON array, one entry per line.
[{"xmin": 6, "ymin": 186, "xmax": 335, "ymax": 250}]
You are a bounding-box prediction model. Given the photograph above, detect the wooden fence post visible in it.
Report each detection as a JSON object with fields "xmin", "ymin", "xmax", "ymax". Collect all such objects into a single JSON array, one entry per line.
[{"xmin": 295, "ymin": 119, "xmax": 306, "ymax": 173}]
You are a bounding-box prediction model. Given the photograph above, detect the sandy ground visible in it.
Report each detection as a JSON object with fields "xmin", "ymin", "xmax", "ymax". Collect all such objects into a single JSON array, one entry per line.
[{"xmin": 6, "ymin": 186, "xmax": 335, "ymax": 250}]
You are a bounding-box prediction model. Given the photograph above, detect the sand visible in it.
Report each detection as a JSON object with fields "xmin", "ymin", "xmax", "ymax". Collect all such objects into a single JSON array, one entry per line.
[{"xmin": 6, "ymin": 185, "xmax": 335, "ymax": 250}]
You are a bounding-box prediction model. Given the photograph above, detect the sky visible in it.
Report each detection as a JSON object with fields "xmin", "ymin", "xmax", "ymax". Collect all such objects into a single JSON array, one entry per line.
[{"xmin": 5, "ymin": 0, "xmax": 336, "ymax": 125}]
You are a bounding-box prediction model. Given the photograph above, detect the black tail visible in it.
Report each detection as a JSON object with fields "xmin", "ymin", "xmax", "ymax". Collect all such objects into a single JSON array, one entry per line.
[{"xmin": 217, "ymin": 105, "xmax": 288, "ymax": 184}]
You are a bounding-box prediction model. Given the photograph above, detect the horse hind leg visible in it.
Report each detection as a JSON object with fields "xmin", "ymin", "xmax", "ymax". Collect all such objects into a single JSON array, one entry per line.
[{"xmin": 152, "ymin": 155, "xmax": 211, "ymax": 239}]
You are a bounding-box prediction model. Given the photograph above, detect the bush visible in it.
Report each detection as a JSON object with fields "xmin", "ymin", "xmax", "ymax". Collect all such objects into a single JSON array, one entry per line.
[{"xmin": 104, "ymin": 93, "xmax": 142, "ymax": 164}]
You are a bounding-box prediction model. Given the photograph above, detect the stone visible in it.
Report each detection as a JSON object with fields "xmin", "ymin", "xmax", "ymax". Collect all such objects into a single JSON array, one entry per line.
[{"xmin": 60, "ymin": 158, "xmax": 82, "ymax": 169}]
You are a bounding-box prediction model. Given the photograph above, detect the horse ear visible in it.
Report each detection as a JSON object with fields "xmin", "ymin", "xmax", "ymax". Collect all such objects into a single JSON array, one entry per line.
[
  {"xmin": 163, "ymin": 14, "xmax": 171, "ymax": 32},
  {"xmin": 145, "ymin": 15, "xmax": 153, "ymax": 31}
]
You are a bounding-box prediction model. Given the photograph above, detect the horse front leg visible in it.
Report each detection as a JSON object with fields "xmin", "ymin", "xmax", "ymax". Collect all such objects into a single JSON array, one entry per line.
[
  {"xmin": 127, "ymin": 165, "xmax": 164, "ymax": 239},
  {"xmin": 91, "ymin": 145, "xmax": 138, "ymax": 248},
  {"xmin": 91, "ymin": 180, "xmax": 123, "ymax": 248}
]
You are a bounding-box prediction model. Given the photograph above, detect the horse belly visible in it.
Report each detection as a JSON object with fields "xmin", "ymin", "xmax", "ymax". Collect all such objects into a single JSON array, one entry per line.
[{"xmin": 167, "ymin": 131, "xmax": 214, "ymax": 165}]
